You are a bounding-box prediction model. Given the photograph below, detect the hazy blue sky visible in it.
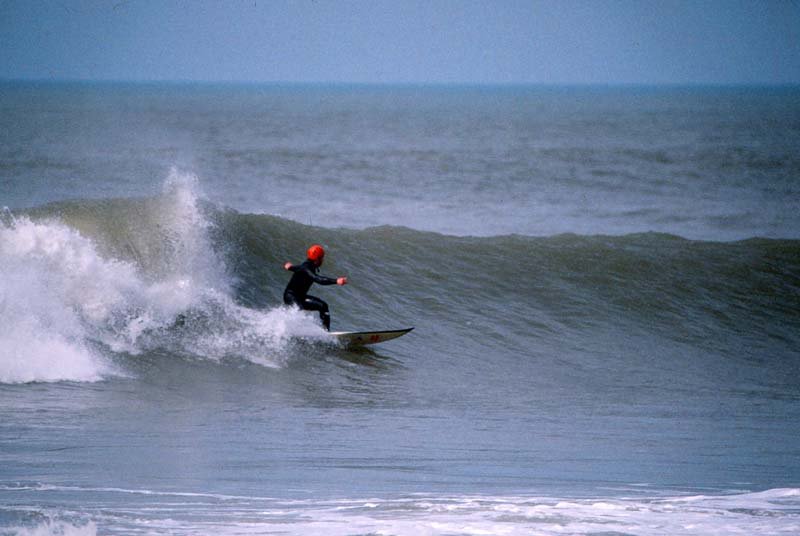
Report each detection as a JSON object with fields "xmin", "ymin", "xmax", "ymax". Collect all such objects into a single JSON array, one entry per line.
[{"xmin": 1, "ymin": 0, "xmax": 798, "ymax": 85}]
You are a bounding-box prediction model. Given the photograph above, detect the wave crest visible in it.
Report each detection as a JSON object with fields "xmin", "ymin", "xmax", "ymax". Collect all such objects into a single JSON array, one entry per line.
[{"xmin": 0, "ymin": 170, "xmax": 328, "ymax": 383}]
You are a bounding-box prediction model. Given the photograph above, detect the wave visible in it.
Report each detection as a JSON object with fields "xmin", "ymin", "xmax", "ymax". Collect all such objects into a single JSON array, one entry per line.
[
  {"xmin": 0, "ymin": 171, "xmax": 327, "ymax": 383},
  {"xmin": 1, "ymin": 517, "xmax": 96, "ymax": 536},
  {"xmin": 2, "ymin": 172, "xmax": 799, "ymax": 383},
  {"xmin": 2, "ymin": 484, "xmax": 799, "ymax": 535}
]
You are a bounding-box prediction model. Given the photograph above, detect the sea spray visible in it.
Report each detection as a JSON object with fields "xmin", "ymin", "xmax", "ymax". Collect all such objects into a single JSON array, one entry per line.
[
  {"xmin": 5, "ymin": 518, "xmax": 97, "ymax": 536},
  {"xmin": 0, "ymin": 171, "xmax": 326, "ymax": 382},
  {"xmin": 0, "ymin": 217, "xmax": 121, "ymax": 383}
]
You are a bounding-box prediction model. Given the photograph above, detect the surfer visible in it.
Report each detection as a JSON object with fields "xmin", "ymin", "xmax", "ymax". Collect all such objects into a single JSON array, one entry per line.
[{"xmin": 283, "ymin": 244, "xmax": 347, "ymax": 331}]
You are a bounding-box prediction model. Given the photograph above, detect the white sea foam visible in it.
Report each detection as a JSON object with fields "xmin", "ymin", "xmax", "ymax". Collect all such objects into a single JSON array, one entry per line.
[
  {"xmin": 4, "ymin": 486, "xmax": 798, "ymax": 535},
  {"xmin": 185, "ymin": 302, "xmax": 328, "ymax": 367},
  {"xmin": 7, "ymin": 519, "xmax": 97, "ymax": 536},
  {"xmin": 0, "ymin": 170, "xmax": 323, "ymax": 383},
  {"xmin": 0, "ymin": 217, "xmax": 125, "ymax": 383}
]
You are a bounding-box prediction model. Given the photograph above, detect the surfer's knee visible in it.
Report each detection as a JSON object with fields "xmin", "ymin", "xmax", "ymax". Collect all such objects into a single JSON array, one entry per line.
[{"xmin": 305, "ymin": 296, "xmax": 328, "ymax": 313}]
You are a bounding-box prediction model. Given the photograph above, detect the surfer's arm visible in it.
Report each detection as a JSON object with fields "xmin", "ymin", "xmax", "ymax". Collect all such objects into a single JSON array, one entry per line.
[
  {"xmin": 311, "ymin": 272, "xmax": 339, "ymax": 285},
  {"xmin": 307, "ymin": 267, "xmax": 346, "ymax": 286},
  {"xmin": 284, "ymin": 262, "xmax": 345, "ymax": 285}
]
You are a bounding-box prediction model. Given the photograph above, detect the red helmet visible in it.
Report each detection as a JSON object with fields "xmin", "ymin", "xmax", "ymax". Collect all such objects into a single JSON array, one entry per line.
[{"xmin": 307, "ymin": 244, "xmax": 325, "ymax": 265}]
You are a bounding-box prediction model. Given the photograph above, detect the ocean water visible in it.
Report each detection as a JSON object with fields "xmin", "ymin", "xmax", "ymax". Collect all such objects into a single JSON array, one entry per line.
[{"xmin": 1, "ymin": 82, "xmax": 799, "ymax": 535}]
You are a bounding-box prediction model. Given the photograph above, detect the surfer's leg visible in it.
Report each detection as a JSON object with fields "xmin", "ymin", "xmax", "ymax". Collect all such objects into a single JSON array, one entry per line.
[
  {"xmin": 303, "ymin": 295, "xmax": 331, "ymax": 331},
  {"xmin": 283, "ymin": 290, "xmax": 300, "ymax": 307}
]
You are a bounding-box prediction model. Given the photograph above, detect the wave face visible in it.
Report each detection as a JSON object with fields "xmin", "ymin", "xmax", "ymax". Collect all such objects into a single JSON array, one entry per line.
[{"xmin": 2, "ymin": 173, "xmax": 799, "ymax": 383}]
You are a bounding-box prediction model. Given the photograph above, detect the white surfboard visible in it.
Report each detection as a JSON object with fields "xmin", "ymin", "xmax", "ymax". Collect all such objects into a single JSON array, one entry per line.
[{"xmin": 329, "ymin": 327, "xmax": 414, "ymax": 347}]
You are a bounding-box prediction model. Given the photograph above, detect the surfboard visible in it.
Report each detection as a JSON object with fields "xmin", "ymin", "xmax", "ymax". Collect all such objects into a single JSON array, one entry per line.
[{"xmin": 329, "ymin": 327, "xmax": 414, "ymax": 347}]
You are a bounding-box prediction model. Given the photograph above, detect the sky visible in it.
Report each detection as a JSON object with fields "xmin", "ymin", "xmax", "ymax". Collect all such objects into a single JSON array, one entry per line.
[{"xmin": 1, "ymin": 0, "xmax": 798, "ymax": 85}]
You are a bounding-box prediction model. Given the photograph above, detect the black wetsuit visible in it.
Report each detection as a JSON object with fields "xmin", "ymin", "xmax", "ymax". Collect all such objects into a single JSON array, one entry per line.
[{"xmin": 283, "ymin": 260, "xmax": 338, "ymax": 330}]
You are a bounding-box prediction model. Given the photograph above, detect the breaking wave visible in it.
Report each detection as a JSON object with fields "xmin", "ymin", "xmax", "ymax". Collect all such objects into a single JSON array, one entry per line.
[
  {"xmin": 2, "ymin": 171, "xmax": 799, "ymax": 383},
  {"xmin": 0, "ymin": 170, "xmax": 325, "ymax": 383}
]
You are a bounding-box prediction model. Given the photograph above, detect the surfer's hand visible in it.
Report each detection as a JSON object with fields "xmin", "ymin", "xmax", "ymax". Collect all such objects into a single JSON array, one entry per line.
[
  {"xmin": 337, "ymin": 277, "xmax": 348, "ymax": 286},
  {"xmin": 284, "ymin": 262, "xmax": 292, "ymax": 270}
]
